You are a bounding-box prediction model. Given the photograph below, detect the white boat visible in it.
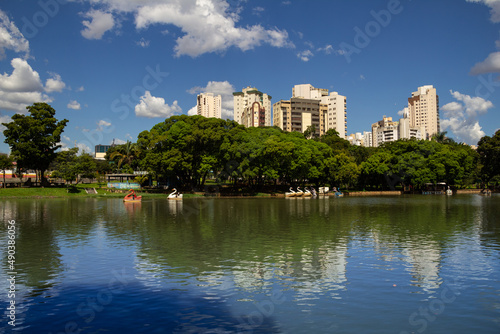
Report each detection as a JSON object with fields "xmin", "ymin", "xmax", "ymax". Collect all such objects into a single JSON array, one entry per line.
[
  {"xmin": 168, "ymin": 188, "xmax": 183, "ymax": 200},
  {"xmin": 285, "ymin": 187, "xmax": 296, "ymax": 197}
]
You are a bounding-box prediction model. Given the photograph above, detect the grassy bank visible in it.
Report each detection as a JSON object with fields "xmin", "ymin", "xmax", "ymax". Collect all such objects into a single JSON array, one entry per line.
[{"xmin": 0, "ymin": 185, "xmax": 192, "ymax": 199}]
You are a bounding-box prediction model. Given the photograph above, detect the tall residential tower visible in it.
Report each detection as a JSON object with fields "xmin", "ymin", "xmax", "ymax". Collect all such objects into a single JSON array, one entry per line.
[
  {"xmin": 273, "ymin": 84, "xmax": 347, "ymax": 138},
  {"xmin": 197, "ymin": 93, "xmax": 222, "ymax": 119},
  {"xmin": 407, "ymin": 85, "xmax": 439, "ymax": 139},
  {"xmin": 233, "ymin": 86, "xmax": 272, "ymax": 127}
]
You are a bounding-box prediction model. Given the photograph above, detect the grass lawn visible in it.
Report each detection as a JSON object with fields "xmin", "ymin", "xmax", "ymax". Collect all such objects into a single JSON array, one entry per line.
[{"xmin": 0, "ymin": 184, "xmax": 205, "ymax": 199}]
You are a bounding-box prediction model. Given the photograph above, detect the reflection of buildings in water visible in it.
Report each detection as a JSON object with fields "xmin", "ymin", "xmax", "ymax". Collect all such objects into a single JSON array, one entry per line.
[
  {"xmin": 318, "ymin": 244, "xmax": 347, "ymax": 284},
  {"xmin": 229, "ymin": 240, "xmax": 349, "ymax": 298},
  {"xmin": 370, "ymin": 229, "xmax": 441, "ymax": 293},
  {"xmin": 168, "ymin": 200, "xmax": 183, "ymax": 215},
  {"xmin": 402, "ymin": 241, "xmax": 441, "ymax": 292},
  {"xmin": 133, "ymin": 254, "xmax": 167, "ymax": 290},
  {"xmin": 232, "ymin": 261, "xmax": 274, "ymax": 291}
]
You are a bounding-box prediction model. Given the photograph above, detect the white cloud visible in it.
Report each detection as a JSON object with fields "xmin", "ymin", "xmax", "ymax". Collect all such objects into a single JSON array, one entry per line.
[
  {"xmin": 0, "ymin": 58, "xmax": 43, "ymax": 93},
  {"xmin": 187, "ymin": 106, "xmax": 197, "ymax": 116},
  {"xmin": 136, "ymin": 37, "xmax": 150, "ymax": 48},
  {"xmin": 449, "ymin": 90, "xmax": 494, "ymax": 116},
  {"xmin": 297, "ymin": 49, "xmax": 313, "ymax": 62},
  {"xmin": 97, "ymin": 119, "xmax": 112, "ymax": 131},
  {"xmin": 0, "ymin": 58, "xmax": 52, "ymax": 112},
  {"xmin": 134, "ymin": 0, "xmax": 292, "ymax": 57},
  {"xmin": 252, "ymin": 6, "xmax": 265, "ymax": 16},
  {"xmin": 77, "ymin": 86, "xmax": 85, "ymax": 92},
  {"xmin": 45, "ymin": 73, "xmax": 66, "ymax": 93},
  {"xmin": 0, "ymin": 10, "xmax": 30, "ymax": 60},
  {"xmin": 467, "ymin": 0, "xmax": 500, "ymax": 22},
  {"xmin": 188, "ymin": 80, "xmax": 235, "ymax": 119},
  {"xmin": 113, "ymin": 138, "xmax": 127, "ymax": 145},
  {"xmin": 81, "ymin": 9, "xmax": 115, "ymax": 40},
  {"xmin": 77, "ymin": 142, "xmax": 92, "ymax": 154},
  {"xmin": 440, "ymin": 90, "xmax": 494, "ymax": 144},
  {"xmin": 74, "ymin": 1, "xmax": 292, "ymax": 56},
  {"xmin": 134, "ymin": 91, "xmax": 182, "ymax": 118},
  {"xmin": 0, "ymin": 113, "xmax": 12, "ymax": 132},
  {"xmin": 470, "ymin": 51, "xmax": 500, "ymax": 75},
  {"xmin": 67, "ymin": 100, "xmax": 81, "ymax": 110}
]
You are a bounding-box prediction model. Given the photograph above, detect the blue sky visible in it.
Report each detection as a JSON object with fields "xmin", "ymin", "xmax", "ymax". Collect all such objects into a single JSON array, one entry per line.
[{"xmin": 0, "ymin": 0, "xmax": 499, "ymax": 154}]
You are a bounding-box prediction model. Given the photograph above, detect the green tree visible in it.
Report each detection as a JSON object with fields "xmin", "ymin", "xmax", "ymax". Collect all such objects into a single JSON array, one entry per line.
[
  {"xmin": 2, "ymin": 103, "xmax": 68, "ymax": 186},
  {"xmin": 51, "ymin": 148, "xmax": 79, "ymax": 184},
  {"xmin": 51, "ymin": 148, "xmax": 97, "ymax": 184},
  {"xmin": 0, "ymin": 153, "xmax": 13, "ymax": 188},
  {"xmin": 477, "ymin": 129, "xmax": 500, "ymax": 185},
  {"xmin": 327, "ymin": 152, "xmax": 359, "ymax": 189}
]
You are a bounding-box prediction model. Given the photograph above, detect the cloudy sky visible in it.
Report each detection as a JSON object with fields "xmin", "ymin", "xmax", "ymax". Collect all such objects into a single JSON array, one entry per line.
[{"xmin": 0, "ymin": 0, "xmax": 499, "ymax": 153}]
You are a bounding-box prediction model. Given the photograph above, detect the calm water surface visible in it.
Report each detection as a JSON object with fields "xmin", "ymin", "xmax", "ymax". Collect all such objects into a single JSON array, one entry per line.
[{"xmin": 1, "ymin": 195, "xmax": 500, "ymax": 333}]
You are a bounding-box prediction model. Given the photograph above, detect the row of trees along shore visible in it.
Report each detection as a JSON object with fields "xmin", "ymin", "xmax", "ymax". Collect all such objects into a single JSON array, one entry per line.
[{"xmin": 2, "ymin": 103, "xmax": 500, "ymax": 191}]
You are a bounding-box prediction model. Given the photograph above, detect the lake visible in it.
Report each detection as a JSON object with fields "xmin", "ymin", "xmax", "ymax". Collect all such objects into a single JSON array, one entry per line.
[{"xmin": 1, "ymin": 195, "xmax": 500, "ymax": 333}]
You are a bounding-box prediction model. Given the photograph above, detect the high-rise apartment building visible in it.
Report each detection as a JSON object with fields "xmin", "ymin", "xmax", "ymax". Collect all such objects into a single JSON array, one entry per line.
[
  {"xmin": 321, "ymin": 91, "xmax": 347, "ymax": 139},
  {"xmin": 273, "ymin": 98, "xmax": 326, "ymax": 137},
  {"xmin": 197, "ymin": 93, "xmax": 222, "ymax": 119},
  {"xmin": 371, "ymin": 113, "xmax": 425, "ymax": 147},
  {"xmin": 372, "ymin": 116, "xmax": 399, "ymax": 147},
  {"xmin": 233, "ymin": 86, "xmax": 272, "ymax": 127},
  {"xmin": 407, "ymin": 85, "xmax": 439, "ymax": 139},
  {"xmin": 273, "ymin": 84, "xmax": 347, "ymax": 138}
]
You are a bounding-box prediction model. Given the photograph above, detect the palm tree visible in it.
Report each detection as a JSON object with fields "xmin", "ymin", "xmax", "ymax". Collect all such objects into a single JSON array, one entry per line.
[
  {"xmin": 432, "ymin": 131, "xmax": 455, "ymax": 144},
  {"xmin": 109, "ymin": 141, "xmax": 138, "ymax": 170}
]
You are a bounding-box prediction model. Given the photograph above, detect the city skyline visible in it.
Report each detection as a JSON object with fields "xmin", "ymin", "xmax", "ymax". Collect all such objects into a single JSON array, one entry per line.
[{"xmin": 0, "ymin": 0, "xmax": 499, "ymax": 154}]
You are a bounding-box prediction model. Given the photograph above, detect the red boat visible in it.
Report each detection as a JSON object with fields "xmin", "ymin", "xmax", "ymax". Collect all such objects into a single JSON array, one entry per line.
[{"xmin": 123, "ymin": 189, "xmax": 142, "ymax": 202}]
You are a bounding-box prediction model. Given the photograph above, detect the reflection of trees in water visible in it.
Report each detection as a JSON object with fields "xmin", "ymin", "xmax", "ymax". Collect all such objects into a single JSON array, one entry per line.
[{"xmin": 130, "ymin": 196, "xmax": 498, "ymax": 296}]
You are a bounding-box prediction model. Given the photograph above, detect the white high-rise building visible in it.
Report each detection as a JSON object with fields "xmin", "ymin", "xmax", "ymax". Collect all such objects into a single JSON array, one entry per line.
[
  {"xmin": 288, "ymin": 84, "xmax": 347, "ymax": 138},
  {"xmin": 407, "ymin": 85, "xmax": 439, "ymax": 139},
  {"xmin": 233, "ymin": 86, "xmax": 272, "ymax": 127},
  {"xmin": 321, "ymin": 91, "xmax": 347, "ymax": 139},
  {"xmin": 197, "ymin": 93, "xmax": 222, "ymax": 119},
  {"xmin": 371, "ymin": 113, "xmax": 425, "ymax": 147}
]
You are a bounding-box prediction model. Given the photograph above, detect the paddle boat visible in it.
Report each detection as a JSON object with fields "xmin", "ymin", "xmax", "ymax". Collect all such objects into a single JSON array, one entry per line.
[
  {"xmin": 168, "ymin": 188, "xmax": 183, "ymax": 200},
  {"xmin": 285, "ymin": 187, "xmax": 297, "ymax": 198},
  {"xmin": 123, "ymin": 189, "xmax": 142, "ymax": 202}
]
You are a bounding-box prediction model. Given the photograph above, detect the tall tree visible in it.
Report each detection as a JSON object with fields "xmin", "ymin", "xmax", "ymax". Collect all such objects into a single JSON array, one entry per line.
[{"xmin": 2, "ymin": 103, "xmax": 68, "ymax": 186}]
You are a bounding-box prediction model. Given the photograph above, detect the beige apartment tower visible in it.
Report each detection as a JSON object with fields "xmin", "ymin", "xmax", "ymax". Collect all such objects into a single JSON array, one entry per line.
[
  {"xmin": 407, "ymin": 85, "xmax": 439, "ymax": 139},
  {"xmin": 273, "ymin": 84, "xmax": 346, "ymax": 138},
  {"xmin": 273, "ymin": 98, "xmax": 327, "ymax": 137},
  {"xmin": 233, "ymin": 87, "xmax": 272, "ymax": 127},
  {"xmin": 197, "ymin": 93, "xmax": 222, "ymax": 119}
]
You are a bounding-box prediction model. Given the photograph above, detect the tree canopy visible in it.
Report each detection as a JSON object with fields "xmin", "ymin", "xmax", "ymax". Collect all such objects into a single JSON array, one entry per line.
[
  {"xmin": 126, "ymin": 115, "xmax": 486, "ymax": 192},
  {"xmin": 2, "ymin": 103, "xmax": 68, "ymax": 185}
]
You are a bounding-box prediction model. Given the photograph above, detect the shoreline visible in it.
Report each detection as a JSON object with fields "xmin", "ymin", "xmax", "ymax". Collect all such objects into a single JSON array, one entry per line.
[{"xmin": 0, "ymin": 188, "xmax": 493, "ymax": 199}]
